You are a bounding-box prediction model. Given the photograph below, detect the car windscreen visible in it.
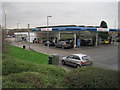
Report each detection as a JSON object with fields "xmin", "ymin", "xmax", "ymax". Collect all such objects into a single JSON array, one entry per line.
[{"xmin": 82, "ymin": 56, "xmax": 91, "ymax": 61}]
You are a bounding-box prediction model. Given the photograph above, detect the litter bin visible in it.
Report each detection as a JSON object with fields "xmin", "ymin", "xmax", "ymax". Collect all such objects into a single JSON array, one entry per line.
[
  {"xmin": 48, "ymin": 55, "xmax": 52, "ymax": 64},
  {"xmin": 23, "ymin": 45, "xmax": 26, "ymax": 49},
  {"xmin": 48, "ymin": 54, "xmax": 59, "ymax": 66},
  {"xmin": 52, "ymin": 54, "xmax": 59, "ymax": 66}
]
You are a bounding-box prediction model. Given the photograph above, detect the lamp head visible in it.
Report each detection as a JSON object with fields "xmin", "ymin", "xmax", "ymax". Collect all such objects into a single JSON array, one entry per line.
[
  {"xmin": 4, "ymin": 10, "xmax": 7, "ymax": 13},
  {"xmin": 47, "ymin": 16, "xmax": 52, "ymax": 17}
]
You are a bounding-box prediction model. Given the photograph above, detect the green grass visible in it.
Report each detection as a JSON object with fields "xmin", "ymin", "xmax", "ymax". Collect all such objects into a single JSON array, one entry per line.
[{"xmin": 7, "ymin": 45, "xmax": 48, "ymax": 64}]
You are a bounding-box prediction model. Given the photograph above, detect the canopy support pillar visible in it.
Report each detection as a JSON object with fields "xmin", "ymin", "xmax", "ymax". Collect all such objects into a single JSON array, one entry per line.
[
  {"xmin": 74, "ymin": 33, "xmax": 76, "ymax": 48},
  {"xmin": 95, "ymin": 32, "xmax": 98, "ymax": 46}
]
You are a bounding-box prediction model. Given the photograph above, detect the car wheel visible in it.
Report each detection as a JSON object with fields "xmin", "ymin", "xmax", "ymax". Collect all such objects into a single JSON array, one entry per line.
[
  {"xmin": 76, "ymin": 64, "xmax": 81, "ymax": 68},
  {"xmin": 62, "ymin": 60, "xmax": 66, "ymax": 65}
]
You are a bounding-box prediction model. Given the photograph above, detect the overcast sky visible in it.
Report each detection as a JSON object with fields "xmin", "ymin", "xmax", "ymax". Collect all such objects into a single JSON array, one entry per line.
[{"xmin": 1, "ymin": 0, "xmax": 119, "ymax": 29}]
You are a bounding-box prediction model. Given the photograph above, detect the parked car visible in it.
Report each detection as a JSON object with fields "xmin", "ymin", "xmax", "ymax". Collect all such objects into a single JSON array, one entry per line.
[
  {"xmin": 55, "ymin": 40, "xmax": 74, "ymax": 49},
  {"xmin": 102, "ymin": 39, "xmax": 109, "ymax": 44},
  {"xmin": 62, "ymin": 54, "xmax": 92, "ymax": 68},
  {"xmin": 81, "ymin": 38, "xmax": 93, "ymax": 46},
  {"xmin": 43, "ymin": 40, "xmax": 55, "ymax": 46},
  {"xmin": 7, "ymin": 35, "xmax": 13, "ymax": 38}
]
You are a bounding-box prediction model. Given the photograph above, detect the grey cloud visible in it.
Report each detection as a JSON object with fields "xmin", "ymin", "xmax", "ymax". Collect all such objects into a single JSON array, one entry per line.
[{"xmin": 2, "ymin": 2, "xmax": 118, "ymax": 29}]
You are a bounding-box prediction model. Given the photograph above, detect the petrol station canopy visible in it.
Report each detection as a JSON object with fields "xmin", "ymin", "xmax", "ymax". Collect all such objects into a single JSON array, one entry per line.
[{"xmin": 32, "ymin": 27, "xmax": 119, "ymax": 32}]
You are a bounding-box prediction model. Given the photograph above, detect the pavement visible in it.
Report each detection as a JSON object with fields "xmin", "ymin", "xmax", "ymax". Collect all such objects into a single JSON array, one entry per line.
[{"xmin": 9, "ymin": 38, "xmax": 119, "ymax": 71}]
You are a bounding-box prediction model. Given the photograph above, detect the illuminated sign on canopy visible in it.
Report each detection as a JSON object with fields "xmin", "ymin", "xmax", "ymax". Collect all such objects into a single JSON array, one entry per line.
[
  {"xmin": 41, "ymin": 28, "xmax": 52, "ymax": 31},
  {"xmin": 97, "ymin": 28, "xmax": 109, "ymax": 32}
]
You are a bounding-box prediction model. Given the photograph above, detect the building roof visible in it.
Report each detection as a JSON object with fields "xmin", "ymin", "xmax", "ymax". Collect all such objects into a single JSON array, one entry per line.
[{"xmin": 36, "ymin": 24, "xmax": 100, "ymax": 28}]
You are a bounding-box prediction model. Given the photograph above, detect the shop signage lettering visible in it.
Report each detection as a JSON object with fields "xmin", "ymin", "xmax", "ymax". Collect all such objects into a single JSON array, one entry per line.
[
  {"xmin": 41, "ymin": 28, "xmax": 52, "ymax": 31},
  {"xmin": 97, "ymin": 28, "xmax": 109, "ymax": 32}
]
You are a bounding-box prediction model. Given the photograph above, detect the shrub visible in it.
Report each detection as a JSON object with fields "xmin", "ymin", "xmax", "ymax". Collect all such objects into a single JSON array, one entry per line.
[
  {"xmin": 2, "ymin": 59, "xmax": 67, "ymax": 88},
  {"xmin": 2, "ymin": 59, "xmax": 66, "ymax": 77},
  {"xmin": 3, "ymin": 72, "xmax": 65, "ymax": 88},
  {"xmin": 64, "ymin": 67, "xmax": 119, "ymax": 88}
]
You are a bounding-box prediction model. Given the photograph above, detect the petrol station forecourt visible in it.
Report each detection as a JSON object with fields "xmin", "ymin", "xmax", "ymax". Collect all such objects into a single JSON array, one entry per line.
[{"xmin": 13, "ymin": 25, "xmax": 119, "ymax": 48}]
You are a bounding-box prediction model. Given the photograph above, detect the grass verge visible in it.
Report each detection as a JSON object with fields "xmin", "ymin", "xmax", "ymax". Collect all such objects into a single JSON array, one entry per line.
[{"xmin": 7, "ymin": 45, "xmax": 48, "ymax": 64}]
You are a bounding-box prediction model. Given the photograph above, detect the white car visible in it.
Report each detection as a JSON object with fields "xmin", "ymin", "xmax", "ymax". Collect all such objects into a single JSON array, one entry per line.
[{"xmin": 62, "ymin": 54, "xmax": 92, "ymax": 68}]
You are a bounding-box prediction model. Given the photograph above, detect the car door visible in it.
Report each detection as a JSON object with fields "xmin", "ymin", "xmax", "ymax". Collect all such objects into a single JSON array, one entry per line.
[
  {"xmin": 72, "ymin": 55, "xmax": 81, "ymax": 67},
  {"xmin": 58, "ymin": 41, "xmax": 62, "ymax": 47},
  {"xmin": 60, "ymin": 41, "xmax": 64, "ymax": 47},
  {"xmin": 57, "ymin": 41, "xmax": 61, "ymax": 47},
  {"xmin": 65, "ymin": 55, "xmax": 74, "ymax": 65}
]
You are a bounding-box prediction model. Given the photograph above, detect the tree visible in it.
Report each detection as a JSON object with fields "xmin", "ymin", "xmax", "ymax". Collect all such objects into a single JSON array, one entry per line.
[
  {"xmin": 98, "ymin": 32, "xmax": 109, "ymax": 39},
  {"xmin": 100, "ymin": 21, "xmax": 108, "ymax": 28}
]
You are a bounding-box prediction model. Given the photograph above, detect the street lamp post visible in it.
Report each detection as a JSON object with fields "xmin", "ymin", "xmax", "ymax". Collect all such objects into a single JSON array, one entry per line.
[
  {"xmin": 47, "ymin": 16, "xmax": 52, "ymax": 54},
  {"xmin": 17, "ymin": 23, "xmax": 19, "ymax": 46},
  {"xmin": 28, "ymin": 24, "xmax": 30, "ymax": 50},
  {"xmin": 17, "ymin": 23, "xmax": 19, "ymax": 30},
  {"xmin": 4, "ymin": 10, "xmax": 7, "ymax": 30},
  {"xmin": 112, "ymin": 18, "xmax": 117, "ymax": 44},
  {"xmin": 3, "ymin": 10, "xmax": 7, "ymax": 53},
  {"xmin": 47, "ymin": 16, "xmax": 52, "ymax": 43},
  {"xmin": 114, "ymin": 18, "xmax": 118, "ymax": 44},
  {"xmin": 114, "ymin": 18, "xmax": 117, "ymax": 29},
  {"xmin": 4, "ymin": 10, "xmax": 7, "ymax": 39},
  {"xmin": 47, "ymin": 16, "xmax": 52, "ymax": 41}
]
